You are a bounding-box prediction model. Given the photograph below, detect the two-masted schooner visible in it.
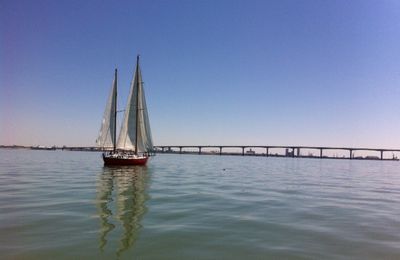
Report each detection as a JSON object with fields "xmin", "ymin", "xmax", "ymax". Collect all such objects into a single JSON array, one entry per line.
[{"xmin": 96, "ymin": 55, "xmax": 153, "ymax": 166}]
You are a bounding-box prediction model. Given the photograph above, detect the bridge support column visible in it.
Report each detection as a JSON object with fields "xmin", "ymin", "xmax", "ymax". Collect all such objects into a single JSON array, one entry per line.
[
  {"xmin": 162, "ymin": 147, "xmax": 165, "ymax": 153},
  {"xmin": 349, "ymin": 149, "xmax": 353, "ymax": 159},
  {"xmin": 292, "ymin": 148, "xmax": 295, "ymax": 158},
  {"xmin": 242, "ymin": 147, "xmax": 245, "ymax": 156},
  {"xmin": 320, "ymin": 149, "xmax": 323, "ymax": 158},
  {"xmin": 199, "ymin": 147, "xmax": 202, "ymax": 154},
  {"xmin": 219, "ymin": 147, "xmax": 222, "ymax": 155},
  {"xmin": 266, "ymin": 147, "xmax": 269, "ymax": 157},
  {"xmin": 179, "ymin": 147, "xmax": 182, "ymax": 154},
  {"xmin": 297, "ymin": 148, "xmax": 300, "ymax": 157},
  {"xmin": 380, "ymin": 150, "xmax": 383, "ymax": 160}
]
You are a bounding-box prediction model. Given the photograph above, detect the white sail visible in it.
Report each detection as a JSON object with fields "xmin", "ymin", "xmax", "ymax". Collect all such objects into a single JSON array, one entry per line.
[
  {"xmin": 117, "ymin": 57, "xmax": 153, "ymax": 153},
  {"xmin": 139, "ymin": 87, "xmax": 154, "ymax": 151},
  {"xmin": 96, "ymin": 71, "xmax": 117, "ymax": 150}
]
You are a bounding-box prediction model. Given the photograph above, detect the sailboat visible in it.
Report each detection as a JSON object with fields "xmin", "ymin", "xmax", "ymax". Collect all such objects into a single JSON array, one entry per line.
[{"xmin": 96, "ymin": 55, "xmax": 154, "ymax": 166}]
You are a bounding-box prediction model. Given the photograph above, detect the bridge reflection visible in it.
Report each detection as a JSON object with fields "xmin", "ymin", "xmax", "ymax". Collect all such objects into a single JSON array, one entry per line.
[{"xmin": 96, "ymin": 166, "xmax": 149, "ymax": 257}]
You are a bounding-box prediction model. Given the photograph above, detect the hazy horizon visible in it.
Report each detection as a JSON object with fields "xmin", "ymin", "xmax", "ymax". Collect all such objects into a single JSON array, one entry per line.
[{"xmin": 1, "ymin": 0, "xmax": 400, "ymax": 148}]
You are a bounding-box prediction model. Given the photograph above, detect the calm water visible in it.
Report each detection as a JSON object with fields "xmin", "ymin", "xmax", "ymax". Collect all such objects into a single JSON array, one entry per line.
[{"xmin": 1, "ymin": 149, "xmax": 400, "ymax": 259}]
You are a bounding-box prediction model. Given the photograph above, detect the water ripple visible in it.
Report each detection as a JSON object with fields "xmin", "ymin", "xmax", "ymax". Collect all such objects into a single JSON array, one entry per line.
[{"xmin": 1, "ymin": 151, "xmax": 400, "ymax": 259}]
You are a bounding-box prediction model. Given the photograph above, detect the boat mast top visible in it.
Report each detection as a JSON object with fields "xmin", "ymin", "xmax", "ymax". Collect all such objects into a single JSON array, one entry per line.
[{"xmin": 135, "ymin": 55, "xmax": 140, "ymax": 155}]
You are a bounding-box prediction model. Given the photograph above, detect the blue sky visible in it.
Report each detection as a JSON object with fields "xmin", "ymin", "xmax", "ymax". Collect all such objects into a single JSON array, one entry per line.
[{"xmin": 1, "ymin": 0, "xmax": 400, "ymax": 148}]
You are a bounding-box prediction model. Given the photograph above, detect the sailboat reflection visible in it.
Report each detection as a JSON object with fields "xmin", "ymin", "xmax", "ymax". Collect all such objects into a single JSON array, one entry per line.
[{"xmin": 96, "ymin": 166, "xmax": 149, "ymax": 256}]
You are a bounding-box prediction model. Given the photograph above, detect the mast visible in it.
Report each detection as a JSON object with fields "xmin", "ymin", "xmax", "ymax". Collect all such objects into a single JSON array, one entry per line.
[
  {"xmin": 113, "ymin": 68, "xmax": 118, "ymax": 153},
  {"xmin": 135, "ymin": 55, "xmax": 140, "ymax": 155}
]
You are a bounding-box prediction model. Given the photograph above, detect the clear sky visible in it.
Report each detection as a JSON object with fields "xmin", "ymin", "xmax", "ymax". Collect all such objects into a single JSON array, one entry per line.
[{"xmin": 1, "ymin": 0, "xmax": 400, "ymax": 148}]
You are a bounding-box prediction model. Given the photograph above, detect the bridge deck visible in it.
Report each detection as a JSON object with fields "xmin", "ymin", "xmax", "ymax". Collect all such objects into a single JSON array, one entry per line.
[{"xmin": 154, "ymin": 145, "xmax": 400, "ymax": 161}]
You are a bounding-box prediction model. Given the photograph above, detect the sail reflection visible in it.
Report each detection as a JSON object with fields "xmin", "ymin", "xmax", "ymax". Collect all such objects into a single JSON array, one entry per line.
[{"xmin": 96, "ymin": 166, "xmax": 149, "ymax": 256}]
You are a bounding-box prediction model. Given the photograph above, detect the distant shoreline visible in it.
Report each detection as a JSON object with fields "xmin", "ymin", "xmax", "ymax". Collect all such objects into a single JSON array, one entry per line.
[{"xmin": 0, "ymin": 145, "xmax": 100, "ymax": 152}]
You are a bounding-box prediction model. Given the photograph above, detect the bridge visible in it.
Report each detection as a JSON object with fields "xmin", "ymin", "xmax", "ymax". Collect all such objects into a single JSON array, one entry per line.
[
  {"xmin": 154, "ymin": 145, "xmax": 400, "ymax": 161},
  {"xmin": 18, "ymin": 145, "xmax": 399, "ymax": 161}
]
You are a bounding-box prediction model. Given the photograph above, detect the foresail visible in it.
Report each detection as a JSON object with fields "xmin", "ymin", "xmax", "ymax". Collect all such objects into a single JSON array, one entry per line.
[
  {"xmin": 117, "ymin": 57, "xmax": 153, "ymax": 153},
  {"xmin": 138, "ymin": 87, "xmax": 154, "ymax": 152},
  {"xmin": 96, "ymin": 74, "xmax": 117, "ymax": 150},
  {"xmin": 116, "ymin": 69, "xmax": 137, "ymax": 151}
]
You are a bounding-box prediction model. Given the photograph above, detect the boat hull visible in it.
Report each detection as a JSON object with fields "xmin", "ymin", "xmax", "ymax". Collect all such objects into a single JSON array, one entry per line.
[{"xmin": 102, "ymin": 154, "xmax": 149, "ymax": 166}]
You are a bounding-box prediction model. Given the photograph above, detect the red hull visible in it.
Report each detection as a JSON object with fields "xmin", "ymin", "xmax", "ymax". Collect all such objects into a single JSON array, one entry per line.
[{"xmin": 103, "ymin": 154, "xmax": 149, "ymax": 166}]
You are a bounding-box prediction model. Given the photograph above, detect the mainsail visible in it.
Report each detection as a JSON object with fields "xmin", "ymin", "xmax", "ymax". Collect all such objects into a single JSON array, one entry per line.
[
  {"xmin": 117, "ymin": 56, "xmax": 153, "ymax": 153},
  {"xmin": 96, "ymin": 69, "xmax": 117, "ymax": 150}
]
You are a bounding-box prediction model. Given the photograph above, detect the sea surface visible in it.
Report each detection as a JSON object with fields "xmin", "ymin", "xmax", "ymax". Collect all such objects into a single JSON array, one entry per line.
[{"xmin": 1, "ymin": 149, "xmax": 400, "ymax": 259}]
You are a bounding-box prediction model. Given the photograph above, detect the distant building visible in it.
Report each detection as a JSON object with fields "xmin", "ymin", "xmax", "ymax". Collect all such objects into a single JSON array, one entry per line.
[
  {"xmin": 246, "ymin": 149, "xmax": 255, "ymax": 155},
  {"xmin": 285, "ymin": 148, "xmax": 294, "ymax": 157}
]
